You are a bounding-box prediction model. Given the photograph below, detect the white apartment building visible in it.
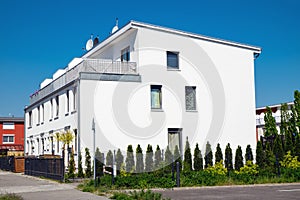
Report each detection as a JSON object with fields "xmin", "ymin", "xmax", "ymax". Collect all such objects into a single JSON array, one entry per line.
[{"xmin": 25, "ymin": 20, "xmax": 261, "ymax": 167}]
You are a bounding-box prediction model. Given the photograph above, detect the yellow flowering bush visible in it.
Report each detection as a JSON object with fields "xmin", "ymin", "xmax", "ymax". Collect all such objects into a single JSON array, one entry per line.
[
  {"xmin": 205, "ymin": 160, "xmax": 227, "ymax": 176},
  {"xmin": 280, "ymin": 151, "xmax": 300, "ymax": 170}
]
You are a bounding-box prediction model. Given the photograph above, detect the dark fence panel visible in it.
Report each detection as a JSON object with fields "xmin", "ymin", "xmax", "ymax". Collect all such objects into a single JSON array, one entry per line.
[
  {"xmin": 0, "ymin": 156, "xmax": 15, "ymax": 171},
  {"xmin": 25, "ymin": 157, "xmax": 64, "ymax": 181}
]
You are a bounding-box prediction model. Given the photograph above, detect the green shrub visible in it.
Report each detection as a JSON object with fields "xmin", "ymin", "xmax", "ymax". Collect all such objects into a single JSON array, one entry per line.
[
  {"xmin": 111, "ymin": 190, "xmax": 170, "ymax": 200},
  {"xmin": 0, "ymin": 193, "xmax": 23, "ymax": 200},
  {"xmin": 234, "ymin": 161, "xmax": 259, "ymax": 183}
]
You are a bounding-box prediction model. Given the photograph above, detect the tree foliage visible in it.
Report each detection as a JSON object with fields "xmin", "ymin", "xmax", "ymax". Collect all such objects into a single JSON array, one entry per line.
[
  {"xmin": 193, "ymin": 143, "xmax": 203, "ymax": 171},
  {"xmin": 68, "ymin": 148, "xmax": 75, "ymax": 179},
  {"xmin": 273, "ymin": 135, "xmax": 284, "ymax": 161},
  {"xmin": 116, "ymin": 148, "xmax": 124, "ymax": 173},
  {"xmin": 136, "ymin": 145, "xmax": 144, "ymax": 173},
  {"xmin": 85, "ymin": 147, "xmax": 92, "ymax": 178},
  {"xmin": 154, "ymin": 145, "xmax": 162, "ymax": 170},
  {"xmin": 174, "ymin": 145, "xmax": 182, "ymax": 171},
  {"xmin": 225, "ymin": 143, "xmax": 233, "ymax": 171},
  {"xmin": 215, "ymin": 143, "xmax": 223, "ymax": 164},
  {"xmin": 245, "ymin": 144, "xmax": 253, "ymax": 163},
  {"xmin": 125, "ymin": 145, "xmax": 135, "ymax": 173},
  {"xmin": 256, "ymin": 140, "xmax": 265, "ymax": 169},
  {"xmin": 204, "ymin": 141, "xmax": 213, "ymax": 168},
  {"xmin": 164, "ymin": 146, "xmax": 173, "ymax": 171},
  {"xmin": 280, "ymin": 103, "xmax": 290, "ymax": 136},
  {"xmin": 77, "ymin": 152, "xmax": 84, "ymax": 178},
  {"xmin": 183, "ymin": 138, "xmax": 192, "ymax": 171},
  {"xmin": 234, "ymin": 145, "xmax": 244, "ymax": 171},
  {"xmin": 145, "ymin": 144, "xmax": 154, "ymax": 172},
  {"xmin": 95, "ymin": 147, "xmax": 104, "ymax": 176},
  {"xmin": 264, "ymin": 107, "xmax": 278, "ymax": 137}
]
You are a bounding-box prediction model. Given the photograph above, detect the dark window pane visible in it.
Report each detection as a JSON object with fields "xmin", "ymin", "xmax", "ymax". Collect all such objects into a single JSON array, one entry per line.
[{"xmin": 167, "ymin": 51, "xmax": 179, "ymax": 69}]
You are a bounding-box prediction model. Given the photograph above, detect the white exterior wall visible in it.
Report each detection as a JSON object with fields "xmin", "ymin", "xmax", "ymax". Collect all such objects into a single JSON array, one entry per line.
[{"xmin": 25, "ymin": 85, "xmax": 78, "ymax": 159}]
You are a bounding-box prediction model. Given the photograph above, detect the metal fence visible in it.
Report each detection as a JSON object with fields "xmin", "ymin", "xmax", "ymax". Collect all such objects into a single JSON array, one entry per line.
[
  {"xmin": 0, "ymin": 156, "xmax": 15, "ymax": 171},
  {"xmin": 24, "ymin": 157, "xmax": 64, "ymax": 181}
]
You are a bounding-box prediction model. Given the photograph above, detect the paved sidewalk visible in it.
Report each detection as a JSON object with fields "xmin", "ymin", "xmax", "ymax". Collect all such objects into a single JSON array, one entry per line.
[{"xmin": 0, "ymin": 171, "xmax": 108, "ymax": 200}]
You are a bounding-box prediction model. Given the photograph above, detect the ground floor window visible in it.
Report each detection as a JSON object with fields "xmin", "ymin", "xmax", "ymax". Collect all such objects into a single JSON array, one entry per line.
[
  {"xmin": 3, "ymin": 135, "xmax": 14, "ymax": 144},
  {"xmin": 168, "ymin": 128, "xmax": 182, "ymax": 154}
]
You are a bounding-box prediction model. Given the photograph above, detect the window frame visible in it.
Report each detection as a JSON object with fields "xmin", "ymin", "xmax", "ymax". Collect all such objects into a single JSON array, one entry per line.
[
  {"xmin": 151, "ymin": 85, "xmax": 162, "ymax": 110},
  {"xmin": 3, "ymin": 134, "xmax": 15, "ymax": 144},
  {"xmin": 167, "ymin": 51, "xmax": 179, "ymax": 69},
  {"xmin": 185, "ymin": 86, "xmax": 197, "ymax": 111},
  {"xmin": 121, "ymin": 46, "xmax": 130, "ymax": 62},
  {"xmin": 168, "ymin": 128, "xmax": 182, "ymax": 155}
]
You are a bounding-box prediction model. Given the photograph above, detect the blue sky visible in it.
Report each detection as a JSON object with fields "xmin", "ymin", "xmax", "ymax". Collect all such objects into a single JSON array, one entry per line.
[{"xmin": 0, "ymin": 0, "xmax": 299, "ymax": 117}]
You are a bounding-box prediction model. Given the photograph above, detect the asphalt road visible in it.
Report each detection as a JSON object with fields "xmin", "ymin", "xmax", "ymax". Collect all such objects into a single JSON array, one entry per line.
[
  {"xmin": 157, "ymin": 183, "xmax": 300, "ymax": 200},
  {"xmin": 0, "ymin": 171, "xmax": 108, "ymax": 200}
]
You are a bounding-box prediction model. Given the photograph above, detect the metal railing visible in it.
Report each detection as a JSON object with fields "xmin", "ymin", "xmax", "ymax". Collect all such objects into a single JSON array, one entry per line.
[{"xmin": 30, "ymin": 59, "xmax": 137, "ymax": 104}]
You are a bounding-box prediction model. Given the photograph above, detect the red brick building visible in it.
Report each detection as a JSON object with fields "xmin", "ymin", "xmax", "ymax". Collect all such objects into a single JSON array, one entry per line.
[{"xmin": 0, "ymin": 117, "xmax": 24, "ymax": 154}]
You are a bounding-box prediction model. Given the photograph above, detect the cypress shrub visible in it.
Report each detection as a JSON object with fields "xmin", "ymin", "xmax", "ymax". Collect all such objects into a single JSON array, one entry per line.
[
  {"xmin": 225, "ymin": 143, "xmax": 233, "ymax": 171},
  {"xmin": 136, "ymin": 144, "xmax": 144, "ymax": 173},
  {"xmin": 273, "ymin": 135, "xmax": 284, "ymax": 161},
  {"xmin": 154, "ymin": 145, "xmax": 162, "ymax": 170},
  {"xmin": 125, "ymin": 145, "xmax": 135, "ymax": 173},
  {"xmin": 85, "ymin": 147, "xmax": 92, "ymax": 178},
  {"xmin": 145, "ymin": 144, "xmax": 154, "ymax": 172},
  {"xmin": 174, "ymin": 145, "xmax": 182, "ymax": 171},
  {"xmin": 77, "ymin": 152, "xmax": 84, "ymax": 178},
  {"xmin": 116, "ymin": 148, "xmax": 124, "ymax": 173},
  {"xmin": 183, "ymin": 138, "xmax": 192, "ymax": 171},
  {"xmin": 95, "ymin": 147, "xmax": 104, "ymax": 176},
  {"xmin": 215, "ymin": 143, "xmax": 223, "ymax": 164},
  {"xmin": 256, "ymin": 140, "xmax": 265, "ymax": 169},
  {"xmin": 234, "ymin": 145, "xmax": 244, "ymax": 171},
  {"xmin": 245, "ymin": 144, "xmax": 253, "ymax": 163},
  {"xmin": 193, "ymin": 143, "xmax": 203, "ymax": 171},
  {"xmin": 204, "ymin": 141, "xmax": 213, "ymax": 168}
]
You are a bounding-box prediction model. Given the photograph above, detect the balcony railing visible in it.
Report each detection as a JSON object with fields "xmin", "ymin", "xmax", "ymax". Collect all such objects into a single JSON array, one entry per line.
[{"xmin": 29, "ymin": 59, "xmax": 137, "ymax": 104}]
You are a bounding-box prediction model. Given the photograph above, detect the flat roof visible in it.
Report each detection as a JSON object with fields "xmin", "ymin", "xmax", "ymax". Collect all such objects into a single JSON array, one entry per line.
[{"xmin": 0, "ymin": 117, "xmax": 24, "ymax": 123}]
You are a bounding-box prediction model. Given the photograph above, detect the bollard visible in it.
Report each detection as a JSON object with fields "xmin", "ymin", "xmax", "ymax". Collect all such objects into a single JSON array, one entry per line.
[{"xmin": 176, "ymin": 162, "xmax": 180, "ymax": 187}]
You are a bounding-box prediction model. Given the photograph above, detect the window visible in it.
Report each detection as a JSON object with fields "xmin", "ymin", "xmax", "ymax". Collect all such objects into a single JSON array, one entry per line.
[
  {"xmin": 3, "ymin": 122, "xmax": 15, "ymax": 130},
  {"xmin": 3, "ymin": 135, "xmax": 14, "ymax": 144},
  {"xmin": 185, "ymin": 86, "xmax": 197, "ymax": 111},
  {"xmin": 73, "ymin": 88, "xmax": 76, "ymax": 111},
  {"xmin": 167, "ymin": 51, "xmax": 179, "ymax": 69},
  {"xmin": 55, "ymin": 96, "xmax": 59, "ymax": 117},
  {"xmin": 66, "ymin": 90, "xmax": 69, "ymax": 114},
  {"xmin": 29, "ymin": 111, "xmax": 32, "ymax": 127},
  {"xmin": 41, "ymin": 104, "xmax": 44, "ymax": 123},
  {"xmin": 121, "ymin": 46, "xmax": 130, "ymax": 62},
  {"xmin": 151, "ymin": 85, "xmax": 162, "ymax": 109},
  {"xmin": 168, "ymin": 128, "xmax": 182, "ymax": 154},
  {"xmin": 37, "ymin": 106, "xmax": 40, "ymax": 125},
  {"xmin": 50, "ymin": 99, "xmax": 53, "ymax": 120}
]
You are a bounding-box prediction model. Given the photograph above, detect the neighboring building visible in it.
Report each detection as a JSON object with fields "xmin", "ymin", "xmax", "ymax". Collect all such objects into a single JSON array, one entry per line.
[
  {"xmin": 256, "ymin": 102, "xmax": 294, "ymax": 141},
  {"xmin": 0, "ymin": 117, "xmax": 24, "ymax": 155},
  {"xmin": 25, "ymin": 20, "xmax": 261, "ymax": 167}
]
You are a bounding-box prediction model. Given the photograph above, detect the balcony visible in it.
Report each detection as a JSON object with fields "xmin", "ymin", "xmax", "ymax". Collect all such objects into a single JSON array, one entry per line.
[{"xmin": 29, "ymin": 59, "xmax": 138, "ymax": 104}]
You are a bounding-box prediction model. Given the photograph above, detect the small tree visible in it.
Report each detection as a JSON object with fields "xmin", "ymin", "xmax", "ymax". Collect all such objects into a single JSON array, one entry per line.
[
  {"xmin": 68, "ymin": 148, "xmax": 75, "ymax": 179},
  {"xmin": 193, "ymin": 143, "xmax": 203, "ymax": 171},
  {"xmin": 183, "ymin": 137, "xmax": 192, "ymax": 171},
  {"xmin": 280, "ymin": 103, "xmax": 290, "ymax": 136},
  {"xmin": 174, "ymin": 145, "xmax": 182, "ymax": 171},
  {"xmin": 204, "ymin": 141, "xmax": 213, "ymax": 168},
  {"xmin": 164, "ymin": 146, "xmax": 173, "ymax": 172},
  {"xmin": 125, "ymin": 145, "xmax": 135, "ymax": 172},
  {"xmin": 245, "ymin": 144, "xmax": 253, "ymax": 163},
  {"xmin": 256, "ymin": 140, "xmax": 265, "ymax": 169},
  {"xmin": 136, "ymin": 145, "xmax": 144, "ymax": 173},
  {"xmin": 285, "ymin": 131, "xmax": 294, "ymax": 154},
  {"xmin": 106, "ymin": 150, "xmax": 113, "ymax": 167},
  {"xmin": 295, "ymin": 135, "xmax": 300, "ymax": 161},
  {"xmin": 234, "ymin": 145, "xmax": 243, "ymax": 171},
  {"xmin": 215, "ymin": 143, "xmax": 223, "ymax": 164},
  {"xmin": 116, "ymin": 149, "xmax": 124, "ymax": 173},
  {"xmin": 264, "ymin": 107, "xmax": 278, "ymax": 137},
  {"xmin": 95, "ymin": 148, "xmax": 103, "ymax": 177},
  {"xmin": 85, "ymin": 148, "xmax": 92, "ymax": 178},
  {"xmin": 77, "ymin": 152, "xmax": 84, "ymax": 178},
  {"xmin": 265, "ymin": 143, "xmax": 276, "ymax": 173},
  {"xmin": 294, "ymin": 90, "xmax": 300, "ymax": 129},
  {"xmin": 145, "ymin": 144, "xmax": 154, "ymax": 172},
  {"xmin": 273, "ymin": 135, "xmax": 284, "ymax": 161},
  {"xmin": 154, "ymin": 145, "xmax": 162, "ymax": 170},
  {"xmin": 225, "ymin": 143, "xmax": 233, "ymax": 171}
]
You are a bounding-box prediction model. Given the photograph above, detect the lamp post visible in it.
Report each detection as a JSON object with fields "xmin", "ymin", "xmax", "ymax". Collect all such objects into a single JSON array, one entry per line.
[{"xmin": 92, "ymin": 118, "xmax": 96, "ymax": 186}]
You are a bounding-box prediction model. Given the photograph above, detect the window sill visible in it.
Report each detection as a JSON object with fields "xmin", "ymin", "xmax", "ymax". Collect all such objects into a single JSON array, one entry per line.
[
  {"xmin": 49, "ymin": 119, "xmax": 53, "ymax": 122},
  {"xmin": 41, "ymin": 122, "xmax": 44, "ymax": 125},
  {"xmin": 65, "ymin": 113, "xmax": 69, "ymax": 116},
  {"xmin": 28, "ymin": 126, "xmax": 32, "ymax": 129},
  {"xmin": 71, "ymin": 110, "xmax": 77, "ymax": 115},
  {"xmin": 151, "ymin": 108, "xmax": 164, "ymax": 112},
  {"xmin": 186, "ymin": 110, "xmax": 198, "ymax": 112},
  {"xmin": 36, "ymin": 124, "xmax": 40, "ymax": 126},
  {"xmin": 54, "ymin": 116, "xmax": 59, "ymax": 120},
  {"xmin": 167, "ymin": 68, "xmax": 180, "ymax": 71}
]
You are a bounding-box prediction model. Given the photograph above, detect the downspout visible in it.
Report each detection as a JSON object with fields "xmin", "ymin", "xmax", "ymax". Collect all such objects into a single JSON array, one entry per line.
[{"xmin": 77, "ymin": 78, "xmax": 81, "ymax": 160}]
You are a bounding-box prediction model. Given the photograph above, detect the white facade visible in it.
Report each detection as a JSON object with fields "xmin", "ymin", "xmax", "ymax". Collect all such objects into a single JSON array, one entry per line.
[{"xmin": 25, "ymin": 21, "xmax": 261, "ymax": 168}]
